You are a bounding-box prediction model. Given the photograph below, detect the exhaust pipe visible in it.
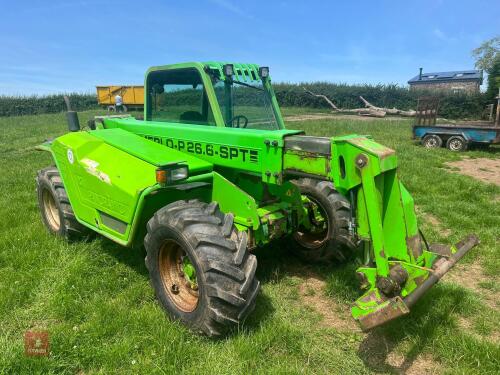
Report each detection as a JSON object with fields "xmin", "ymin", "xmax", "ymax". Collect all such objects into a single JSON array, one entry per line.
[{"xmin": 64, "ymin": 96, "xmax": 80, "ymax": 132}]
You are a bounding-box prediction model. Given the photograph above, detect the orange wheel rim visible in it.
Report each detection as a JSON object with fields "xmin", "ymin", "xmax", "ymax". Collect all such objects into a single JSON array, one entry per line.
[{"xmin": 158, "ymin": 239, "xmax": 199, "ymax": 312}]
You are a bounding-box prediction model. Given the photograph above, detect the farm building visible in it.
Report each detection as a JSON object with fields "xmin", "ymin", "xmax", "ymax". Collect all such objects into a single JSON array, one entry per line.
[{"xmin": 408, "ymin": 68, "xmax": 483, "ymax": 93}]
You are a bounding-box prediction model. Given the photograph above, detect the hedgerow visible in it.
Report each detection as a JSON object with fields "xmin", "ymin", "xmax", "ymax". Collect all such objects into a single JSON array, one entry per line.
[
  {"xmin": 0, "ymin": 93, "xmax": 97, "ymax": 117},
  {"xmin": 0, "ymin": 84, "xmax": 490, "ymax": 119},
  {"xmin": 273, "ymin": 82, "xmax": 489, "ymax": 119}
]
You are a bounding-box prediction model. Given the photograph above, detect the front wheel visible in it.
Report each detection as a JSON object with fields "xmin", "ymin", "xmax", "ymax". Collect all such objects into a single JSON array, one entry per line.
[
  {"xmin": 144, "ymin": 200, "xmax": 259, "ymax": 337},
  {"xmin": 290, "ymin": 178, "xmax": 357, "ymax": 263}
]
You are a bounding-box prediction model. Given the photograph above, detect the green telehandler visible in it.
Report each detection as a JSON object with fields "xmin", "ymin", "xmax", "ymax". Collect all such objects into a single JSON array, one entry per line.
[{"xmin": 36, "ymin": 62, "xmax": 478, "ymax": 337}]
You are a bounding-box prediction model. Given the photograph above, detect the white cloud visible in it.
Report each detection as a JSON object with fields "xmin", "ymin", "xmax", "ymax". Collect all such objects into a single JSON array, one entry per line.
[
  {"xmin": 433, "ymin": 28, "xmax": 457, "ymax": 43},
  {"xmin": 208, "ymin": 0, "xmax": 253, "ymax": 19}
]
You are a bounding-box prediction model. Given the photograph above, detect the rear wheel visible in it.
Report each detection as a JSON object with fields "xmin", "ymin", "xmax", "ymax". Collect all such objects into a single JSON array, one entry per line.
[
  {"xmin": 290, "ymin": 178, "xmax": 356, "ymax": 263},
  {"xmin": 446, "ymin": 136, "xmax": 467, "ymax": 152},
  {"xmin": 36, "ymin": 167, "xmax": 90, "ymax": 240},
  {"xmin": 422, "ymin": 134, "xmax": 442, "ymax": 149},
  {"xmin": 145, "ymin": 200, "xmax": 259, "ymax": 337}
]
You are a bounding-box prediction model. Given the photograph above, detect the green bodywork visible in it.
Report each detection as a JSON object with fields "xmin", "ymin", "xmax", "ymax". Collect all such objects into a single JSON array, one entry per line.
[{"xmin": 37, "ymin": 61, "xmax": 462, "ymax": 329}]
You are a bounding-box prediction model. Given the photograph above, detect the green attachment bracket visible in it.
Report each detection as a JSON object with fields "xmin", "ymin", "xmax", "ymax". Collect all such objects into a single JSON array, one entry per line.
[
  {"xmin": 353, "ymin": 235, "xmax": 479, "ymax": 331},
  {"xmin": 326, "ymin": 136, "xmax": 479, "ymax": 329}
]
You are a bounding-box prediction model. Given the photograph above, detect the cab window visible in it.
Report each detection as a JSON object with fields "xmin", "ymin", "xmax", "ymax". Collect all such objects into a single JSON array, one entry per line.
[{"xmin": 147, "ymin": 68, "xmax": 215, "ymax": 126}]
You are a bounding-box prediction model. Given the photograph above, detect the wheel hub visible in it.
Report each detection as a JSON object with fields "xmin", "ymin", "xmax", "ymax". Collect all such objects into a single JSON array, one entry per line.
[
  {"xmin": 426, "ymin": 138, "xmax": 437, "ymax": 147},
  {"xmin": 449, "ymin": 139, "xmax": 462, "ymax": 150},
  {"xmin": 42, "ymin": 188, "xmax": 60, "ymax": 231},
  {"xmin": 159, "ymin": 239, "xmax": 199, "ymax": 312},
  {"xmin": 294, "ymin": 196, "xmax": 329, "ymax": 249}
]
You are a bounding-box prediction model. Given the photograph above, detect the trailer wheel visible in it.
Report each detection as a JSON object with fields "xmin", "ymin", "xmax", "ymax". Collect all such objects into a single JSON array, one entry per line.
[
  {"xmin": 446, "ymin": 136, "xmax": 467, "ymax": 152},
  {"xmin": 36, "ymin": 167, "xmax": 91, "ymax": 241},
  {"xmin": 290, "ymin": 178, "xmax": 356, "ymax": 263},
  {"xmin": 144, "ymin": 200, "xmax": 259, "ymax": 337},
  {"xmin": 422, "ymin": 134, "xmax": 442, "ymax": 149}
]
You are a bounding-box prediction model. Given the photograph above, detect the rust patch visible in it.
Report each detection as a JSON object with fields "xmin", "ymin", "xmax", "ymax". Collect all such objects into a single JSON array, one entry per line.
[
  {"xmin": 358, "ymin": 297, "xmax": 409, "ymax": 331},
  {"xmin": 348, "ymin": 137, "xmax": 396, "ymax": 158},
  {"xmin": 407, "ymin": 234, "xmax": 423, "ymax": 259},
  {"xmin": 444, "ymin": 158, "xmax": 500, "ymax": 186}
]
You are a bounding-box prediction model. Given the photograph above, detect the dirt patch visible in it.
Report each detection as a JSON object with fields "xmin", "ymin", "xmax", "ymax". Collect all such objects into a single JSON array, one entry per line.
[
  {"xmin": 443, "ymin": 262, "xmax": 498, "ymax": 310},
  {"xmin": 359, "ymin": 331, "xmax": 443, "ymax": 374},
  {"xmin": 296, "ymin": 272, "xmax": 360, "ymax": 332},
  {"xmin": 387, "ymin": 352, "xmax": 442, "ymax": 375},
  {"xmin": 284, "ymin": 113, "xmax": 405, "ymax": 122},
  {"xmin": 415, "ymin": 206, "xmax": 452, "ymax": 237},
  {"xmin": 404, "ymin": 354, "xmax": 442, "ymax": 375},
  {"xmin": 444, "ymin": 158, "xmax": 500, "ymax": 186},
  {"xmin": 284, "ymin": 114, "xmax": 337, "ymax": 122},
  {"xmin": 456, "ymin": 316, "xmax": 499, "ymax": 344}
]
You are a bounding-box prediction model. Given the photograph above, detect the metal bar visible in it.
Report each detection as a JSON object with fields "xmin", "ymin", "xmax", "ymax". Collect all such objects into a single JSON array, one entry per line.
[
  {"xmin": 495, "ymin": 88, "xmax": 500, "ymax": 127},
  {"xmin": 357, "ymin": 157, "xmax": 390, "ymax": 277},
  {"xmin": 404, "ymin": 234, "xmax": 479, "ymax": 308}
]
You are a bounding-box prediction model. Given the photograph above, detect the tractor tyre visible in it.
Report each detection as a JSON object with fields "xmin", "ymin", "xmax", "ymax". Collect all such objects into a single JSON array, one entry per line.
[
  {"xmin": 422, "ymin": 134, "xmax": 442, "ymax": 149},
  {"xmin": 36, "ymin": 167, "xmax": 91, "ymax": 241},
  {"xmin": 446, "ymin": 136, "xmax": 467, "ymax": 152},
  {"xmin": 144, "ymin": 200, "xmax": 260, "ymax": 337},
  {"xmin": 290, "ymin": 178, "xmax": 356, "ymax": 263}
]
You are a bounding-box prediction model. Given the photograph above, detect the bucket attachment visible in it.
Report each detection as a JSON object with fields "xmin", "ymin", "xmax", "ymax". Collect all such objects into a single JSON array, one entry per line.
[{"xmin": 355, "ymin": 234, "xmax": 479, "ymax": 331}]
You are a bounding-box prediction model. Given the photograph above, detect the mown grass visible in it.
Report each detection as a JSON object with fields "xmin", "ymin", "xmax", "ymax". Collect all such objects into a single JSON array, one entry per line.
[{"xmin": 0, "ymin": 109, "xmax": 499, "ymax": 374}]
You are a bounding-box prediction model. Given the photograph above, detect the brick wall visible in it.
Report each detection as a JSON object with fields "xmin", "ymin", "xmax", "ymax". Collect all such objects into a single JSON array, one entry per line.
[{"xmin": 409, "ymin": 81, "xmax": 480, "ymax": 94}]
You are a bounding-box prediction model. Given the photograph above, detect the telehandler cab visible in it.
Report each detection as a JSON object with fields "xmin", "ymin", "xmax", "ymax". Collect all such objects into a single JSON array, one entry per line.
[{"xmin": 36, "ymin": 62, "xmax": 478, "ymax": 336}]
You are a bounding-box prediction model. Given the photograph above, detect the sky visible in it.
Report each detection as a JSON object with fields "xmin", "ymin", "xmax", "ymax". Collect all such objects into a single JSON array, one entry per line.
[{"xmin": 1, "ymin": 0, "xmax": 499, "ymax": 95}]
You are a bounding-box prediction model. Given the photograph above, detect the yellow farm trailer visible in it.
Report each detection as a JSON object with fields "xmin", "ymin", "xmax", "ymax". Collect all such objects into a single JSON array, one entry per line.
[{"xmin": 96, "ymin": 85, "xmax": 144, "ymax": 112}]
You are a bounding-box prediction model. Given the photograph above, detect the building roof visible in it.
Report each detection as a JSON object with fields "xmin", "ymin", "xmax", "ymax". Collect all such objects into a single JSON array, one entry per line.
[{"xmin": 408, "ymin": 70, "xmax": 483, "ymax": 84}]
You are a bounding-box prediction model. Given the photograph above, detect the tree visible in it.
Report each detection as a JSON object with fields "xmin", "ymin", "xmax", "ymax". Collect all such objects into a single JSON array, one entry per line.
[
  {"xmin": 472, "ymin": 36, "xmax": 500, "ymax": 71},
  {"xmin": 485, "ymin": 55, "xmax": 500, "ymax": 101}
]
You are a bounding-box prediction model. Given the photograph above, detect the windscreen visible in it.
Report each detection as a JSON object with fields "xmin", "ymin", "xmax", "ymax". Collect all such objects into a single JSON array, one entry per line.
[
  {"xmin": 212, "ymin": 78, "xmax": 280, "ymax": 130},
  {"xmin": 147, "ymin": 68, "xmax": 215, "ymax": 126}
]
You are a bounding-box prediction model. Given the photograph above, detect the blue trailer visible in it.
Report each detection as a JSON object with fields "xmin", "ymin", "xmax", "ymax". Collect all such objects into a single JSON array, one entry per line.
[
  {"xmin": 412, "ymin": 96, "xmax": 500, "ymax": 151},
  {"xmin": 413, "ymin": 123, "xmax": 500, "ymax": 151}
]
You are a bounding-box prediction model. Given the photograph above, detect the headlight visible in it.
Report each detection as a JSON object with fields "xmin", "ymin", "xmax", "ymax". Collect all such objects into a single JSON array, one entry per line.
[
  {"xmin": 156, "ymin": 165, "xmax": 189, "ymax": 186},
  {"xmin": 170, "ymin": 166, "xmax": 188, "ymax": 181},
  {"xmin": 223, "ymin": 64, "xmax": 234, "ymax": 78},
  {"xmin": 259, "ymin": 66, "xmax": 269, "ymax": 79}
]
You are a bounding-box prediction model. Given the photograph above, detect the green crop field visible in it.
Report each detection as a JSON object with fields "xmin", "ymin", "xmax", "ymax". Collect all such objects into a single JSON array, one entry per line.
[{"xmin": 0, "ymin": 109, "xmax": 499, "ymax": 374}]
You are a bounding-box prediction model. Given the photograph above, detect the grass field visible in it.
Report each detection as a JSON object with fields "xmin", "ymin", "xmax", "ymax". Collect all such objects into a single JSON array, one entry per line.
[{"xmin": 0, "ymin": 109, "xmax": 499, "ymax": 374}]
